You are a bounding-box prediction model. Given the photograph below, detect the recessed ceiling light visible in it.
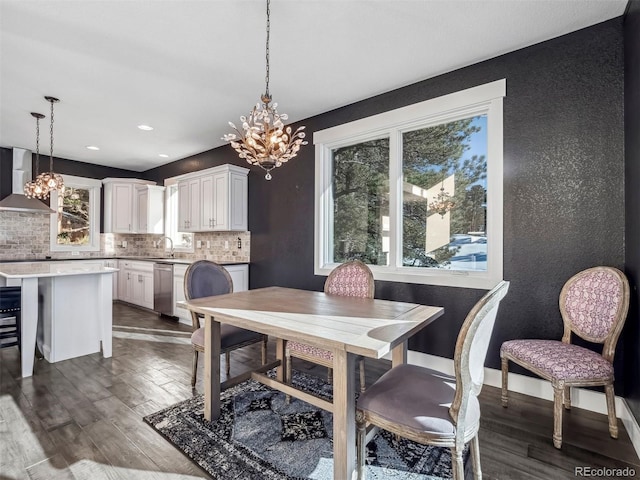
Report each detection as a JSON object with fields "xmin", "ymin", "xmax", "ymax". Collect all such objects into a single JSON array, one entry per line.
[
  {"xmin": 158, "ymin": 154, "xmax": 169, "ymax": 158},
  {"xmin": 86, "ymin": 145, "xmax": 100, "ymax": 151},
  {"xmin": 137, "ymin": 124, "xmax": 154, "ymax": 131}
]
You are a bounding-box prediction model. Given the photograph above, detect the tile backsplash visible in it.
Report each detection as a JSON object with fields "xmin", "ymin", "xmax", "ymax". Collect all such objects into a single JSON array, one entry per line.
[{"xmin": 0, "ymin": 211, "xmax": 250, "ymax": 262}]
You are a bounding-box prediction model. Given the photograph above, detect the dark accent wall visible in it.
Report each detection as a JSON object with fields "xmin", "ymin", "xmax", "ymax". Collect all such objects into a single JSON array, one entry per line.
[
  {"xmin": 147, "ymin": 20, "xmax": 625, "ymax": 383},
  {"xmin": 624, "ymin": 0, "xmax": 640, "ymax": 421}
]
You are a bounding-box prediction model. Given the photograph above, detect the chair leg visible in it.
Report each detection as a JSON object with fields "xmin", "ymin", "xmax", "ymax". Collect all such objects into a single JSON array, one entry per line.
[
  {"xmin": 605, "ymin": 384, "xmax": 618, "ymax": 439},
  {"xmin": 191, "ymin": 349, "xmax": 199, "ymax": 388},
  {"xmin": 553, "ymin": 386, "xmax": 564, "ymax": 449},
  {"xmin": 501, "ymin": 356, "xmax": 509, "ymax": 407},
  {"xmin": 470, "ymin": 434, "xmax": 482, "ymax": 480},
  {"xmin": 564, "ymin": 387, "xmax": 571, "ymax": 410},
  {"xmin": 450, "ymin": 447, "xmax": 465, "ymax": 480},
  {"xmin": 359, "ymin": 358, "xmax": 366, "ymax": 393},
  {"xmin": 261, "ymin": 337, "xmax": 268, "ymax": 365},
  {"xmin": 356, "ymin": 410, "xmax": 367, "ymax": 480},
  {"xmin": 225, "ymin": 351, "xmax": 231, "ymax": 377}
]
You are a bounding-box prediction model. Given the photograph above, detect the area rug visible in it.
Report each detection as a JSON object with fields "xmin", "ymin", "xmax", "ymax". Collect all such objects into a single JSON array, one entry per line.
[{"xmin": 144, "ymin": 370, "xmax": 466, "ymax": 479}]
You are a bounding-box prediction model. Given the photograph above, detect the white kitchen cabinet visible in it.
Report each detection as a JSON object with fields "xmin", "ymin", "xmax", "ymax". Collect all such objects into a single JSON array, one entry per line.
[
  {"xmin": 117, "ymin": 260, "xmax": 154, "ymax": 309},
  {"xmin": 225, "ymin": 264, "xmax": 249, "ymax": 291},
  {"xmin": 103, "ymin": 178, "xmax": 164, "ymax": 233},
  {"xmin": 177, "ymin": 177, "xmax": 200, "ymax": 232},
  {"xmin": 176, "ymin": 164, "xmax": 248, "ymax": 232},
  {"xmin": 136, "ymin": 185, "xmax": 165, "ymax": 233},
  {"xmin": 173, "ymin": 264, "xmax": 190, "ymax": 324}
]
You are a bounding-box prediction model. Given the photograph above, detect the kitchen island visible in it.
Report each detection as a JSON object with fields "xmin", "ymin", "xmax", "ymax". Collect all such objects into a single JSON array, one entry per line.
[{"xmin": 0, "ymin": 262, "xmax": 117, "ymax": 377}]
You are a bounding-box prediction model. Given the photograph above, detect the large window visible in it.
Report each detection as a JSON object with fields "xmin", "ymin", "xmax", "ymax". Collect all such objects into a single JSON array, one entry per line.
[
  {"xmin": 49, "ymin": 175, "xmax": 101, "ymax": 252},
  {"xmin": 314, "ymin": 80, "xmax": 505, "ymax": 289}
]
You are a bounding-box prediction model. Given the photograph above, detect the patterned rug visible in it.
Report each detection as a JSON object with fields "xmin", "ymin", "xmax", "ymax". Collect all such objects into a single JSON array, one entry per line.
[{"xmin": 144, "ymin": 370, "xmax": 466, "ymax": 479}]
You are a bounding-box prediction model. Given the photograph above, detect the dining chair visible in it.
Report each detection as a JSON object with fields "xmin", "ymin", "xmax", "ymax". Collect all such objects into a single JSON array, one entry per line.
[
  {"xmin": 285, "ymin": 259, "xmax": 375, "ymax": 393},
  {"xmin": 501, "ymin": 266, "xmax": 629, "ymax": 449},
  {"xmin": 184, "ymin": 260, "xmax": 268, "ymax": 387},
  {"xmin": 356, "ymin": 280, "xmax": 510, "ymax": 480}
]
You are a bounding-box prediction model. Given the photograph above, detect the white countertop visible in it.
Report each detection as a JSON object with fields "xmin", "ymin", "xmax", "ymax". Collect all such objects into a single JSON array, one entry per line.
[{"xmin": 0, "ymin": 262, "xmax": 118, "ymax": 279}]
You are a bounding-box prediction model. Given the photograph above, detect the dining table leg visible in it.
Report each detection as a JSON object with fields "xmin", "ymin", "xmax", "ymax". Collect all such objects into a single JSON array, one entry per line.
[
  {"xmin": 333, "ymin": 348, "xmax": 357, "ymax": 480},
  {"xmin": 204, "ymin": 314, "xmax": 221, "ymax": 421},
  {"xmin": 391, "ymin": 339, "xmax": 407, "ymax": 366}
]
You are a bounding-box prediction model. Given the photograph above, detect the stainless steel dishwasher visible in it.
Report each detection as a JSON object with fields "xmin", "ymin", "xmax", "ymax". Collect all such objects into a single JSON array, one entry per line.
[{"xmin": 153, "ymin": 262, "xmax": 174, "ymax": 316}]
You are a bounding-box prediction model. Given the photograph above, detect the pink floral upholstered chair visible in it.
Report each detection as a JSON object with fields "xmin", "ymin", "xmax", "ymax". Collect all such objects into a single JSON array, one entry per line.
[
  {"xmin": 500, "ymin": 266, "xmax": 629, "ymax": 449},
  {"xmin": 285, "ymin": 260, "xmax": 375, "ymax": 393}
]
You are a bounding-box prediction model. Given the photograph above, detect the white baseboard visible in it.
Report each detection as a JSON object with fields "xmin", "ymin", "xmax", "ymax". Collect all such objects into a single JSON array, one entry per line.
[{"xmin": 406, "ymin": 350, "xmax": 640, "ymax": 459}]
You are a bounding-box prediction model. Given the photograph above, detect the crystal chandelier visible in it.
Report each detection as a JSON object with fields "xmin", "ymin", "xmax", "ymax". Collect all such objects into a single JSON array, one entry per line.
[
  {"xmin": 223, "ymin": 0, "xmax": 307, "ymax": 180},
  {"xmin": 24, "ymin": 112, "xmax": 48, "ymax": 199},
  {"xmin": 35, "ymin": 96, "xmax": 64, "ymax": 198},
  {"xmin": 428, "ymin": 184, "xmax": 455, "ymax": 218}
]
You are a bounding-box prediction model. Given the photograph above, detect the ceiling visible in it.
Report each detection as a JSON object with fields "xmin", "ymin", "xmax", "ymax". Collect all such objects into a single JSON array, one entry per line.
[{"xmin": 0, "ymin": 0, "xmax": 627, "ymax": 172}]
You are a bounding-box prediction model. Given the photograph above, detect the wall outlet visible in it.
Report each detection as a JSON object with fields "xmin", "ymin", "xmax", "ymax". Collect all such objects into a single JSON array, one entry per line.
[
  {"xmin": 122, "ymin": 240, "xmax": 127, "ymax": 248},
  {"xmin": 71, "ymin": 251, "xmax": 80, "ymax": 256},
  {"xmin": 206, "ymin": 241, "xmax": 211, "ymax": 249},
  {"xmin": 224, "ymin": 240, "xmax": 229, "ymax": 249},
  {"xmin": 196, "ymin": 240, "xmax": 202, "ymax": 248}
]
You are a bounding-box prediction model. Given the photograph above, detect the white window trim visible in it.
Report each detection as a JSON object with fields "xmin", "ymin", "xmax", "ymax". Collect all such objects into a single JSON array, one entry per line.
[
  {"xmin": 163, "ymin": 176, "xmax": 194, "ymax": 253},
  {"xmin": 49, "ymin": 175, "xmax": 102, "ymax": 252},
  {"xmin": 314, "ymin": 79, "xmax": 505, "ymax": 289}
]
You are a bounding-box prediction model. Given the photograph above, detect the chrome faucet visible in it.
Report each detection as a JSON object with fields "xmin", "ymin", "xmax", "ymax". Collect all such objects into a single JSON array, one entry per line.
[{"xmin": 158, "ymin": 236, "xmax": 175, "ymax": 257}]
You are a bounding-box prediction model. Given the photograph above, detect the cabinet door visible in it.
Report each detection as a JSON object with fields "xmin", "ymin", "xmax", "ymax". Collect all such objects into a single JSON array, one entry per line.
[
  {"xmin": 188, "ymin": 178, "xmax": 201, "ymax": 232},
  {"xmin": 225, "ymin": 264, "xmax": 248, "ymax": 292},
  {"xmin": 136, "ymin": 187, "xmax": 148, "ymax": 233},
  {"xmin": 177, "ymin": 181, "xmax": 190, "ymax": 231},
  {"xmin": 212, "ymin": 172, "xmax": 228, "ymax": 230},
  {"xmin": 229, "ymin": 172, "xmax": 248, "ymax": 231},
  {"xmin": 200, "ymin": 174, "xmax": 215, "ymax": 231},
  {"xmin": 118, "ymin": 268, "xmax": 132, "ymax": 302},
  {"xmin": 173, "ymin": 265, "xmax": 191, "ymax": 324},
  {"xmin": 113, "ymin": 184, "xmax": 134, "ymax": 232}
]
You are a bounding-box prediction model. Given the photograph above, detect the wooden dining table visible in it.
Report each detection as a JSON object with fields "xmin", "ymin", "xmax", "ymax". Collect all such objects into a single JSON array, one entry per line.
[{"xmin": 181, "ymin": 286, "xmax": 444, "ymax": 480}]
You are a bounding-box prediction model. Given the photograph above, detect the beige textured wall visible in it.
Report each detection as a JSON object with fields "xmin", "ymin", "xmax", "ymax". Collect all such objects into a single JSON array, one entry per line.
[{"xmin": 0, "ymin": 211, "xmax": 250, "ymax": 262}]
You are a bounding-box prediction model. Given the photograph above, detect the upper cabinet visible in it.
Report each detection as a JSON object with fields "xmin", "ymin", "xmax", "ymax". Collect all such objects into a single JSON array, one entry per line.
[
  {"xmin": 103, "ymin": 178, "xmax": 165, "ymax": 233},
  {"xmin": 176, "ymin": 164, "xmax": 248, "ymax": 232}
]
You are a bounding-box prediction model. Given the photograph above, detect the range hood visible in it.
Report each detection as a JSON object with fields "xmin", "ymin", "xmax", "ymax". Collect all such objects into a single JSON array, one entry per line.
[{"xmin": 0, "ymin": 148, "xmax": 54, "ymax": 213}]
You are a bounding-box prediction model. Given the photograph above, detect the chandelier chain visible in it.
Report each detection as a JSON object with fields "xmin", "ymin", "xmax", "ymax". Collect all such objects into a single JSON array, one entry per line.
[
  {"xmin": 49, "ymin": 98, "xmax": 55, "ymax": 170},
  {"xmin": 265, "ymin": 0, "xmax": 270, "ymax": 99},
  {"xmin": 35, "ymin": 116, "xmax": 40, "ymax": 175}
]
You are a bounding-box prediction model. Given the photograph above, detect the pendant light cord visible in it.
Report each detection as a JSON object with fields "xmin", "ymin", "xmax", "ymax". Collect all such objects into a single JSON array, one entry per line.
[
  {"xmin": 49, "ymin": 98, "xmax": 55, "ymax": 171},
  {"xmin": 264, "ymin": 0, "xmax": 271, "ymax": 100}
]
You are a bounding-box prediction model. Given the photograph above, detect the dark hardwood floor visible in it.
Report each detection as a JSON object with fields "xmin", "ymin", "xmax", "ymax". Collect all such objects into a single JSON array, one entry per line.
[{"xmin": 1, "ymin": 302, "xmax": 638, "ymax": 479}]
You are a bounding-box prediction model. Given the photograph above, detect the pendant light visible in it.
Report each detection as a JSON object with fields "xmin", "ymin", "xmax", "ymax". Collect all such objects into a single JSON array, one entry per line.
[
  {"xmin": 24, "ymin": 112, "xmax": 47, "ymax": 199},
  {"xmin": 223, "ymin": 0, "xmax": 307, "ymax": 180},
  {"xmin": 35, "ymin": 96, "xmax": 64, "ymax": 198}
]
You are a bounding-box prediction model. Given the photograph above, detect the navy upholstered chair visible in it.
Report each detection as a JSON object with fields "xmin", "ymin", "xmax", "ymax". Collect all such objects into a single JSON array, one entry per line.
[
  {"xmin": 184, "ymin": 260, "xmax": 267, "ymax": 387},
  {"xmin": 356, "ymin": 281, "xmax": 509, "ymax": 480}
]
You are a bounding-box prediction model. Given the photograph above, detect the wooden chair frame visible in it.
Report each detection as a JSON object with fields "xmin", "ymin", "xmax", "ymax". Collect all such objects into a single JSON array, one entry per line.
[
  {"xmin": 356, "ymin": 281, "xmax": 510, "ymax": 480},
  {"xmin": 185, "ymin": 260, "xmax": 267, "ymax": 387},
  {"xmin": 501, "ymin": 266, "xmax": 630, "ymax": 449}
]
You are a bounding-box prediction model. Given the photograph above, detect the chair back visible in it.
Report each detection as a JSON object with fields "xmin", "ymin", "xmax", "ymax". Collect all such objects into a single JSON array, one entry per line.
[
  {"xmin": 184, "ymin": 260, "xmax": 233, "ymax": 301},
  {"xmin": 450, "ymin": 281, "xmax": 509, "ymax": 427},
  {"xmin": 324, "ymin": 260, "xmax": 374, "ymax": 298},
  {"xmin": 559, "ymin": 266, "xmax": 629, "ymax": 361}
]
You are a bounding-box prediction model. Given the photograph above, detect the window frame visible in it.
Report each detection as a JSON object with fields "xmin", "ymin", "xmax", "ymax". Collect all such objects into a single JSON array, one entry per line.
[
  {"xmin": 49, "ymin": 174, "xmax": 102, "ymax": 252},
  {"xmin": 314, "ymin": 79, "xmax": 505, "ymax": 289}
]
